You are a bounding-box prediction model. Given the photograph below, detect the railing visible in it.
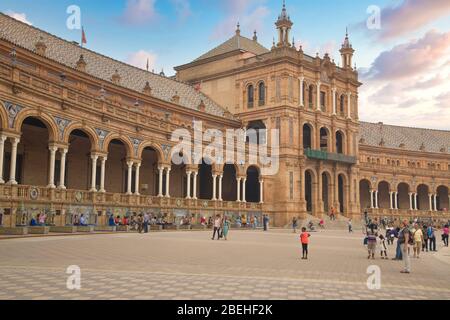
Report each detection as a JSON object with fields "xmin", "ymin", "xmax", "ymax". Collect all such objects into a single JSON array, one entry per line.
[
  {"xmin": 0, "ymin": 184, "xmax": 263, "ymax": 211},
  {"xmin": 366, "ymin": 208, "xmax": 450, "ymax": 220},
  {"xmin": 304, "ymin": 148, "xmax": 357, "ymax": 164},
  {"xmin": 360, "ymin": 163, "xmax": 450, "ymax": 178}
]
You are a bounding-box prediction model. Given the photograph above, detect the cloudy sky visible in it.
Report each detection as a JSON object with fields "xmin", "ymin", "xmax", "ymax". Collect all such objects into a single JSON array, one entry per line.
[{"xmin": 1, "ymin": 0, "xmax": 450, "ymax": 130}]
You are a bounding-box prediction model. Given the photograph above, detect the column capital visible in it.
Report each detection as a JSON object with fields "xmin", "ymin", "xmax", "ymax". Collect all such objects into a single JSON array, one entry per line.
[
  {"xmin": 126, "ymin": 160, "xmax": 134, "ymax": 167},
  {"xmin": 134, "ymin": 162, "xmax": 141, "ymax": 168},
  {"xmin": 0, "ymin": 135, "xmax": 6, "ymax": 143},
  {"xmin": 49, "ymin": 145, "xmax": 58, "ymax": 153},
  {"xmin": 10, "ymin": 137, "xmax": 20, "ymax": 145},
  {"xmin": 59, "ymin": 148, "xmax": 68, "ymax": 155}
]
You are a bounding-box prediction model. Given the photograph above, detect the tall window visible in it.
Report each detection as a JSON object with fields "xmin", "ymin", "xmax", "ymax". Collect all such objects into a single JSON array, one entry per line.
[
  {"xmin": 247, "ymin": 85, "xmax": 254, "ymax": 108},
  {"xmin": 258, "ymin": 82, "xmax": 266, "ymax": 106},
  {"xmin": 339, "ymin": 95, "xmax": 345, "ymax": 115},
  {"xmin": 320, "ymin": 91, "xmax": 326, "ymax": 112},
  {"xmin": 308, "ymin": 85, "xmax": 314, "ymax": 109}
]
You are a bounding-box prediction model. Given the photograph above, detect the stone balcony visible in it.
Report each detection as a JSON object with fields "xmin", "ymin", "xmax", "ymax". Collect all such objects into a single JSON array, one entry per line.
[{"xmin": 304, "ymin": 148, "xmax": 357, "ymax": 165}]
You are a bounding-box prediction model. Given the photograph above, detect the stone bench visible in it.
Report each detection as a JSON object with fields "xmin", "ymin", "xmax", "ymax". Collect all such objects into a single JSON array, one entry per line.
[
  {"xmin": 94, "ymin": 226, "xmax": 117, "ymax": 232},
  {"xmin": 150, "ymin": 225, "xmax": 163, "ymax": 231},
  {"xmin": 29, "ymin": 226, "xmax": 50, "ymax": 234},
  {"xmin": 117, "ymin": 225, "xmax": 130, "ymax": 232},
  {"xmin": 0, "ymin": 227, "xmax": 28, "ymax": 235},
  {"xmin": 77, "ymin": 226, "xmax": 95, "ymax": 233},
  {"xmin": 50, "ymin": 226, "xmax": 78, "ymax": 233},
  {"xmin": 178, "ymin": 225, "xmax": 191, "ymax": 230},
  {"xmin": 162, "ymin": 225, "xmax": 178, "ymax": 230}
]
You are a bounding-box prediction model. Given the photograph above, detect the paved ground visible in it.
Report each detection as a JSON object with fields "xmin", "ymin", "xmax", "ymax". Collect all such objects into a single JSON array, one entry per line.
[{"xmin": 0, "ymin": 229, "xmax": 449, "ymax": 300}]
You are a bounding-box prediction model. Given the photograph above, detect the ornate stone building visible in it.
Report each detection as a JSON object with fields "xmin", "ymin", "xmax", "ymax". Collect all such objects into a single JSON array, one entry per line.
[{"xmin": 0, "ymin": 4, "xmax": 448, "ymax": 229}]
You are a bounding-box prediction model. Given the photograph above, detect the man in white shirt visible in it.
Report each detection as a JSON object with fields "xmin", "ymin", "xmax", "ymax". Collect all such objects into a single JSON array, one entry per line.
[{"xmin": 212, "ymin": 215, "xmax": 222, "ymax": 240}]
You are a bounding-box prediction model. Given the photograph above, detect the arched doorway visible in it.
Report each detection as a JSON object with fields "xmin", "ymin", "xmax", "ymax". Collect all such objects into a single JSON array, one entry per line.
[
  {"xmin": 303, "ymin": 124, "xmax": 313, "ymax": 150},
  {"xmin": 198, "ymin": 158, "xmax": 213, "ymax": 200},
  {"xmin": 305, "ymin": 170, "xmax": 314, "ymax": 213},
  {"xmin": 437, "ymin": 186, "xmax": 449, "ymax": 211},
  {"xmin": 105, "ymin": 139, "xmax": 128, "ymax": 193},
  {"xmin": 417, "ymin": 184, "xmax": 429, "ymax": 211},
  {"xmin": 246, "ymin": 166, "xmax": 260, "ymax": 203},
  {"xmin": 170, "ymin": 154, "xmax": 187, "ymax": 198},
  {"xmin": 321, "ymin": 172, "xmax": 331, "ymax": 213},
  {"xmin": 397, "ymin": 183, "xmax": 410, "ymax": 210},
  {"xmin": 140, "ymin": 147, "xmax": 159, "ymax": 196},
  {"xmin": 338, "ymin": 174, "xmax": 346, "ymax": 213},
  {"xmin": 222, "ymin": 164, "xmax": 237, "ymax": 201},
  {"xmin": 66, "ymin": 129, "xmax": 93, "ymax": 190},
  {"xmin": 359, "ymin": 179, "xmax": 371, "ymax": 210},
  {"xmin": 378, "ymin": 181, "xmax": 390, "ymax": 209}
]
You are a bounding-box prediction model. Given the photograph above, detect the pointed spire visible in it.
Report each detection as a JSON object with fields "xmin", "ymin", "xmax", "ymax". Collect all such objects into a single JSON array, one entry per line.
[
  {"xmin": 342, "ymin": 27, "xmax": 352, "ymax": 48},
  {"xmin": 253, "ymin": 30, "xmax": 258, "ymax": 41},
  {"xmin": 236, "ymin": 22, "xmax": 241, "ymax": 36}
]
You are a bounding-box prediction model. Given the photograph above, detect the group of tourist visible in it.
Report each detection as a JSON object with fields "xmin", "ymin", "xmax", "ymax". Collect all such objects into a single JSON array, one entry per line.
[
  {"xmin": 363, "ymin": 216, "xmax": 449, "ymax": 274},
  {"xmin": 108, "ymin": 212, "xmax": 163, "ymax": 233},
  {"xmin": 29, "ymin": 213, "xmax": 47, "ymax": 226}
]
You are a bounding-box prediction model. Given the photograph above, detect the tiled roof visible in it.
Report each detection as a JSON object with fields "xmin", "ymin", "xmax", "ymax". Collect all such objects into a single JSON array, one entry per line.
[
  {"xmin": 359, "ymin": 122, "xmax": 450, "ymax": 154},
  {"xmin": 0, "ymin": 13, "xmax": 236, "ymax": 120},
  {"xmin": 193, "ymin": 34, "xmax": 269, "ymax": 62}
]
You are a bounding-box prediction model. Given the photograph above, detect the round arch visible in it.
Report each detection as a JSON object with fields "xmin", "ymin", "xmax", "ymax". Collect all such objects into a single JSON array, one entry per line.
[
  {"xmin": 302, "ymin": 122, "xmax": 314, "ymax": 150},
  {"xmin": 417, "ymin": 184, "xmax": 430, "ymax": 211},
  {"xmin": 63, "ymin": 123, "xmax": 99, "ymax": 150},
  {"xmin": 397, "ymin": 182, "xmax": 410, "ymax": 210},
  {"xmin": 437, "ymin": 185, "xmax": 449, "ymax": 211},
  {"xmin": 14, "ymin": 110, "xmax": 58, "ymax": 142},
  {"xmin": 246, "ymin": 165, "xmax": 261, "ymax": 203},
  {"xmin": 0, "ymin": 101, "xmax": 9, "ymax": 129},
  {"xmin": 359, "ymin": 179, "xmax": 372, "ymax": 210},
  {"xmin": 304, "ymin": 168, "xmax": 316, "ymax": 213},
  {"xmin": 319, "ymin": 127, "xmax": 331, "ymax": 152},
  {"xmin": 137, "ymin": 142, "xmax": 165, "ymax": 164},
  {"xmin": 335, "ymin": 130, "xmax": 346, "ymax": 154},
  {"xmin": 102, "ymin": 134, "xmax": 134, "ymax": 158},
  {"xmin": 377, "ymin": 181, "xmax": 391, "ymax": 209},
  {"xmin": 320, "ymin": 170, "xmax": 332, "ymax": 213}
]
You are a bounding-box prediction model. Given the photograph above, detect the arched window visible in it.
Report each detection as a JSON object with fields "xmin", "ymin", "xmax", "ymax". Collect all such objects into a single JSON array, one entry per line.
[
  {"xmin": 258, "ymin": 82, "xmax": 266, "ymax": 106},
  {"xmin": 339, "ymin": 95, "xmax": 345, "ymax": 115},
  {"xmin": 336, "ymin": 131, "xmax": 344, "ymax": 154},
  {"xmin": 247, "ymin": 85, "xmax": 254, "ymax": 108}
]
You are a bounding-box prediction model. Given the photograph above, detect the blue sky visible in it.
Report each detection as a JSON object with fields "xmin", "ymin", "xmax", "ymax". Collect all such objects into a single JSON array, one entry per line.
[{"xmin": 2, "ymin": 0, "xmax": 450, "ymax": 129}]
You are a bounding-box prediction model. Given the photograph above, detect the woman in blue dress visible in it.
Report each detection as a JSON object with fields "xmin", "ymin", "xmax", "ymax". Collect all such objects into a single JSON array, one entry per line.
[{"xmin": 222, "ymin": 216, "xmax": 230, "ymax": 240}]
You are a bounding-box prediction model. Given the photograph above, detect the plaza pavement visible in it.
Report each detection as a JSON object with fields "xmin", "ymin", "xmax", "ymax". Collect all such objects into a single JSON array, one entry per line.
[{"xmin": 0, "ymin": 229, "xmax": 449, "ymax": 300}]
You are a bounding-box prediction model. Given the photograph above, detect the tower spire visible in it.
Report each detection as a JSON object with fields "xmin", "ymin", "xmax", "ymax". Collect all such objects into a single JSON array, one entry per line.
[
  {"xmin": 275, "ymin": 0, "xmax": 293, "ymax": 47},
  {"xmin": 340, "ymin": 28, "xmax": 355, "ymax": 69}
]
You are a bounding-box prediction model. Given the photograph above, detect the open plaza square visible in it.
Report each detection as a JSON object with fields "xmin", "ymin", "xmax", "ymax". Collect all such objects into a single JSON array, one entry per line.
[{"xmin": 0, "ymin": 227, "xmax": 449, "ymax": 300}]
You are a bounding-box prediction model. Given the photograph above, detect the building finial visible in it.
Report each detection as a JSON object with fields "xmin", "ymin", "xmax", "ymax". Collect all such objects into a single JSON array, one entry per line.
[
  {"xmin": 253, "ymin": 30, "xmax": 258, "ymax": 41},
  {"xmin": 236, "ymin": 22, "xmax": 240, "ymax": 35}
]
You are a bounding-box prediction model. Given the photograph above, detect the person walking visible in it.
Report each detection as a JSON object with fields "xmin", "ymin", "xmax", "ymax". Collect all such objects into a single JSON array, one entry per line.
[
  {"xmin": 422, "ymin": 224, "xmax": 429, "ymax": 252},
  {"xmin": 137, "ymin": 214, "xmax": 144, "ymax": 234},
  {"xmin": 366, "ymin": 226, "xmax": 378, "ymax": 260},
  {"xmin": 379, "ymin": 234, "xmax": 388, "ymax": 259},
  {"xmin": 222, "ymin": 216, "xmax": 230, "ymax": 241},
  {"xmin": 443, "ymin": 224, "xmax": 449, "ymax": 247},
  {"xmin": 399, "ymin": 220, "xmax": 411, "ymax": 274},
  {"xmin": 300, "ymin": 227, "xmax": 311, "ymax": 260},
  {"xmin": 427, "ymin": 225, "xmax": 437, "ymax": 252},
  {"xmin": 143, "ymin": 212, "xmax": 150, "ymax": 233},
  {"xmin": 392, "ymin": 227, "xmax": 402, "ymax": 260},
  {"xmin": 212, "ymin": 215, "xmax": 222, "ymax": 240},
  {"xmin": 292, "ymin": 217, "xmax": 298, "ymax": 233},
  {"xmin": 348, "ymin": 219, "xmax": 353, "ymax": 233},
  {"xmin": 412, "ymin": 223, "xmax": 423, "ymax": 258}
]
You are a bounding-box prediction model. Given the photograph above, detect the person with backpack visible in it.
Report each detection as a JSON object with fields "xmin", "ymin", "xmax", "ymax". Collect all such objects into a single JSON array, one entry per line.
[
  {"xmin": 398, "ymin": 220, "xmax": 412, "ymax": 274},
  {"xmin": 427, "ymin": 225, "xmax": 437, "ymax": 252}
]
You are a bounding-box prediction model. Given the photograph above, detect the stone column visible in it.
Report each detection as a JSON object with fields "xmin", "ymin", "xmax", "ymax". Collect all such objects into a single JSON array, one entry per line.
[
  {"xmin": 218, "ymin": 175, "xmax": 223, "ymax": 201},
  {"xmin": 394, "ymin": 192, "xmax": 398, "ymax": 210},
  {"xmin": 316, "ymin": 81, "xmax": 321, "ymax": 111},
  {"xmin": 134, "ymin": 163, "xmax": 141, "ymax": 196},
  {"xmin": 433, "ymin": 194, "xmax": 437, "ymax": 211},
  {"xmin": 192, "ymin": 171, "xmax": 198, "ymax": 200},
  {"xmin": 90, "ymin": 155, "xmax": 98, "ymax": 192},
  {"xmin": 158, "ymin": 167, "xmax": 164, "ymax": 197},
  {"xmin": 186, "ymin": 171, "xmax": 192, "ymax": 199},
  {"xmin": 428, "ymin": 194, "xmax": 433, "ymax": 212},
  {"xmin": 99, "ymin": 156, "xmax": 107, "ymax": 193},
  {"xmin": 237, "ymin": 178, "xmax": 241, "ymax": 202},
  {"xmin": 242, "ymin": 178, "xmax": 247, "ymax": 203},
  {"xmin": 126, "ymin": 161, "xmax": 133, "ymax": 195},
  {"xmin": 347, "ymin": 92, "xmax": 352, "ymax": 119},
  {"xmin": 58, "ymin": 148, "xmax": 68, "ymax": 189},
  {"xmin": 0, "ymin": 135, "xmax": 6, "ymax": 184},
  {"xmin": 414, "ymin": 193, "xmax": 418, "ymax": 210},
  {"xmin": 370, "ymin": 190, "xmax": 374, "ymax": 209},
  {"xmin": 332, "ymin": 87, "xmax": 337, "ymax": 115},
  {"xmin": 212, "ymin": 174, "xmax": 217, "ymax": 201},
  {"xmin": 408, "ymin": 193, "xmax": 413, "ymax": 210},
  {"xmin": 259, "ymin": 179, "xmax": 264, "ymax": 204},
  {"xmin": 375, "ymin": 190, "xmax": 379, "ymax": 209},
  {"xmin": 165, "ymin": 167, "xmax": 171, "ymax": 198},
  {"xmin": 299, "ymin": 76, "xmax": 304, "ymax": 107},
  {"xmin": 389, "ymin": 192, "xmax": 393, "ymax": 210},
  {"xmin": 47, "ymin": 146, "xmax": 58, "ymax": 188},
  {"xmin": 8, "ymin": 137, "xmax": 19, "ymax": 185}
]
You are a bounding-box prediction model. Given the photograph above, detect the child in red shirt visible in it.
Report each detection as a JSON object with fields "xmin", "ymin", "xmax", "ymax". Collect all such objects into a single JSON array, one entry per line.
[{"xmin": 300, "ymin": 227, "xmax": 311, "ymax": 260}]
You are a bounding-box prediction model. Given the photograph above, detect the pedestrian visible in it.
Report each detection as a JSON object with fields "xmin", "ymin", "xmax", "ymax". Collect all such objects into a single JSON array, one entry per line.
[
  {"xmin": 348, "ymin": 219, "xmax": 353, "ymax": 233},
  {"xmin": 292, "ymin": 217, "xmax": 298, "ymax": 233},
  {"xmin": 263, "ymin": 215, "xmax": 268, "ymax": 231},
  {"xmin": 412, "ymin": 223, "xmax": 423, "ymax": 258},
  {"xmin": 379, "ymin": 234, "xmax": 388, "ymax": 259},
  {"xmin": 427, "ymin": 225, "xmax": 437, "ymax": 252},
  {"xmin": 319, "ymin": 219, "xmax": 324, "ymax": 229},
  {"xmin": 443, "ymin": 224, "xmax": 449, "ymax": 247},
  {"xmin": 399, "ymin": 220, "xmax": 412, "ymax": 274},
  {"xmin": 144, "ymin": 212, "xmax": 150, "ymax": 233},
  {"xmin": 422, "ymin": 224, "xmax": 429, "ymax": 252},
  {"xmin": 137, "ymin": 214, "xmax": 144, "ymax": 233},
  {"xmin": 366, "ymin": 226, "xmax": 377, "ymax": 260},
  {"xmin": 222, "ymin": 216, "xmax": 230, "ymax": 240},
  {"xmin": 300, "ymin": 227, "xmax": 311, "ymax": 260},
  {"xmin": 212, "ymin": 214, "xmax": 222, "ymax": 240}
]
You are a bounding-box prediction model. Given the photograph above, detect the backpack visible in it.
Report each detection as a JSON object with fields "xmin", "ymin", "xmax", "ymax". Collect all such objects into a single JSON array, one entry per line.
[{"xmin": 408, "ymin": 229, "xmax": 415, "ymax": 245}]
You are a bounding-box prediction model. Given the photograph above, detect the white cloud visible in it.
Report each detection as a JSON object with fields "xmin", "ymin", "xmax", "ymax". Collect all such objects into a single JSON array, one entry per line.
[
  {"xmin": 5, "ymin": 11, "xmax": 32, "ymax": 25},
  {"xmin": 120, "ymin": 0, "xmax": 158, "ymax": 25},
  {"xmin": 125, "ymin": 50, "xmax": 157, "ymax": 71}
]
